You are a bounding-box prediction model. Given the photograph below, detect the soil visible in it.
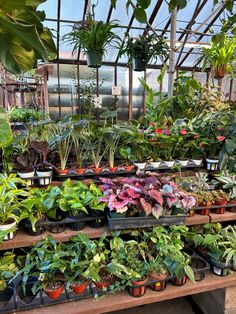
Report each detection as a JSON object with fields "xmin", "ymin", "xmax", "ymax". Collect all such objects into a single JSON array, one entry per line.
[
  {"xmin": 99, "ymin": 269, "xmax": 113, "ymax": 282},
  {"xmin": 149, "ymin": 270, "xmax": 168, "ymax": 280},
  {"xmin": 44, "ymin": 281, "xmax": 63, "ymax": 291}
]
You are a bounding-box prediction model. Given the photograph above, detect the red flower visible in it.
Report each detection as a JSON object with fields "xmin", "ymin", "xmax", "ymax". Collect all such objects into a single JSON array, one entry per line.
[
  {"xmin": 180, "ymin": 129, "xmax": 187, "ymax": 135},
  {"xmin": 217, "ymin": 136, "xmax": 225, "ymax": 142},
  {"xmin": 155, "ymin": 128, "xmax": 163, "ymax": 134},
  {"xmin": 163, "ymin": 129, "xmax": 170, "ymax": 135}
]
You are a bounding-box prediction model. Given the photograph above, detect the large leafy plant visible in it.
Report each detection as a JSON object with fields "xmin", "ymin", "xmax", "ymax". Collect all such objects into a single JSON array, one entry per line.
[
  {"xmin": 0, "ymin": 252, "xmax": 18, "ymax": 291},
  {"xmin": 0, "ymin": 0, "xmax": 56, "ymax": 74},
  {"xmin": 0, "ymin": 108, "xmax": 12, "ymax": 148}
]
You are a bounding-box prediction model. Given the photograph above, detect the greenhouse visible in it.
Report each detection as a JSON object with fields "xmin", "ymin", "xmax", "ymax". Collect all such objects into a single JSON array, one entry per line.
[{"xmin": 0, "ymin": 1, "xmax": 235, "ymax": 314}]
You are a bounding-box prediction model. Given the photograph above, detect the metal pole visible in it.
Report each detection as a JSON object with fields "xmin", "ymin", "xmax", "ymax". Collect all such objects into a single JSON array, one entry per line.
[{"xmin": 168, "ymin": 8, "xmax": 177, "ymax": 98}]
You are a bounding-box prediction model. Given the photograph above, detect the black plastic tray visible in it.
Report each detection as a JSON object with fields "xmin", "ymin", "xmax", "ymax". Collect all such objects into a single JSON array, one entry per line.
[{"xmin": 107, "ymin": 213, "xmax": 187, "ymax": 230}]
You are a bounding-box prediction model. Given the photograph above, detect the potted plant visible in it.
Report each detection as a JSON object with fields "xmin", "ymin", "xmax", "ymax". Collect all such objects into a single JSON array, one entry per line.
[
  {"xmin": 120, "ymin": 33, "xmax": 168, "ymax": 71},
  {"xmin": 197, "ymin": 34, "xmax": 236, "ymax": 78},
  {"xmin": 195, "ymin": 191, "xmax": 214, "ymax": 215},
  {"xmin": 119, "ymin": 146, "xmax": 136, "ymax": 172},
  {"xmin": 211, "ymin": 190, "xmax": 229, "ymax": 214},
  {"xmin": 0, "ymin": 173, "xmax": 28, "ymax": 240},
  {"xmin": 30, "ymin": 140, "xmax": 53, "ymax": 186},
  {"xmin": 87, "ymin": 183, "xmax": 106, "ymax": 228},
  {"xmin": 0, "ymin": 252, "xmax": 18, "ymax": 292},
  {"xmin": 214, "ymin": 171, "xmax": 236, "ymax": 212},
  {"xmin": 157, "ymin": 130, "xmax": 177, "ymax": 168},
  {"xmin": 63, "ymin": 18, "xmax": 121, "ymax": 68},
  {"xmin": 147, "ymin": 257, "xmax": 168, "ymax": 291},
  {"xmin": 71, "ymin": 126, "xmax": 87, "ymax": 175}
]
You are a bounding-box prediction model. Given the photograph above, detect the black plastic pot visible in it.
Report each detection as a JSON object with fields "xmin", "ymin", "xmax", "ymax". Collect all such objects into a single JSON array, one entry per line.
[
  {"xmin": 89, "ymin": 210, "xmax": 105, "ymax": 228},
  {"xmin": 86, "ymin": 50, "xmax": 102, "ymax": 68},
  {"xmin": 16, "ymin": 278, "xmax": 41, "ymax": 310},
  {"xmin": 0, "ymin": 282, "xmax": 15, "ymax": 313},
  {"xmin": 68, "ymin": 213, "xmax": 86, "ymax": 231},
  {"xmin": 46, "ymin": 218, "xmax": 66, "ymax": 233},
  {"xmin": 133, "ymin": 57, "xmax": 146, "ymax": 71},
  {"xmin": 23, "ymin": 216, "xmax": 47, "ymax": 236}
]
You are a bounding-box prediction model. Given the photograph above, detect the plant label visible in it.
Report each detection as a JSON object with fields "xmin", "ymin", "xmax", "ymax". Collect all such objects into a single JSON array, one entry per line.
[
  {"xmin": 93, "ymin": 96, "xmax": 102, "ymax": 108},
  {"xmin": 112, "ymin": 85, "xmax": 121, "ymax": 96}
]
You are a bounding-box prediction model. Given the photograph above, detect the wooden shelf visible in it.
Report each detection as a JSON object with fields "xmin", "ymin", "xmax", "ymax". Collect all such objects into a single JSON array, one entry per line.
[
  {"xmin": 209, "ymin": 211, "xmax": 236, "ymax": 223},
  {"xmin": 185, "ymin": 214, "xmax": 209, "ymax": 225},
  {"xmin": 0, "ymin": 226, "xmax": 110, "ymax": 251},
  {"xmin": 18, "ymin": 272, "xmax": 236, "ymax": 314}
]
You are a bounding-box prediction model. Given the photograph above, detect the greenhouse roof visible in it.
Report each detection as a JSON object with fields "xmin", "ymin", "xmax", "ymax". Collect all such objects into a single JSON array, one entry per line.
[{"xmin": 39, "ymin": 0, "xmax": 233, "ymax": 68}]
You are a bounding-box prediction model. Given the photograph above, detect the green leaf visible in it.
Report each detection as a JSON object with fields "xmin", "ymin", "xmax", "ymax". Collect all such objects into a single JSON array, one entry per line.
[
  {"xmin": 168, "ymin": 0, "xmax": 177, "ymax": 12},
  {"xmin": 134, "ymin": 8, "xmax": 147, "ymax": 23},
  {"xmin": 111, "ymin": 0, "xmax": 117, "ymax": 9},
  {"xmin": 157, "ymin": 64, "xmax": 167, "ymax": 84},
  {"xmin": 93, "ymin": 254, "xmax": 101, "ymax": 263},
  {"xmin": 184, "ymin": 265, "xmax": 195, "ymax": 283},
  {"xmin": 225, "ymin": 139, "xmax": 236, "ymax": 155},
  {"xmin": 0, "ymin": 0, "xmax": 46, "ymax": 11},
  {"xmin": 0, "ymin": 116, "xmax": 12, "ymax": 148},
  {"xmin": 137, "ymin": 0, "xmax": 151, "ymax": 9},
  {"xmin": 177, "ymin": 0, "xmax": 187, "ymax": 9}
]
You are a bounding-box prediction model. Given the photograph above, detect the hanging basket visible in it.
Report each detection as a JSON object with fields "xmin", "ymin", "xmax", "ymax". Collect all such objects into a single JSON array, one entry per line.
[
  {"xmin": 86, "ymin": 50, "xmax": 103, "ymax": 68},
  {"xmin": 133, "ymin": 57, "xmax": 146, "ymax": 71}
]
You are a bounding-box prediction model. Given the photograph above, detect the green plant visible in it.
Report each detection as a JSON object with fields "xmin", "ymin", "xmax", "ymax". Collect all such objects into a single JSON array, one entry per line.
[
  {"xmin": 197, "ymin": 33, "xmax": 236, "ymax": 77},
  {"xmin": 0, "ymin": 173, "xmax": 28, "ymax": 225},
  {"xmin": 9, "ymin": 108, "xmax": 48, "ymax": 123},
  {"xmin": 63, "ymin": 18, "xmax": 121, "ymax": 56},
  {"xmin": 119, "ymin": 33, "xmax": 168, "ymax": 64},
  {"xmin": 0, "ymin": 108, "xmax": 12, "ymax": 148},
  {"xmin": 0, "ymin": 252, "xmax": 18, "ymax": 291},
  {"xmin": 214, "ymin": 171, "xmax": 236, "ymax": 199},
  {"xmin": 0, "ymin": 0, "xmax": 56, "ymax": 74}
]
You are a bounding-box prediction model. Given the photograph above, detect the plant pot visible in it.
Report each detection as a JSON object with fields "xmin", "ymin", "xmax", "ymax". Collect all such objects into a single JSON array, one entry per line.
[
  {"xmin": 94, "ymin": 273, "xmax": 113, "ymax": 290},
  {"xmin": 86, "ymin": 50, "xmax": 102, "ymax": 68},
  {"xmin": 227, "ymin": 199, "xmax": 236, "ymax": 212},
  {"xmin": 36, "ymin": 169, "xmax": 52, "ymax": 186},
  {"xmin": 133, "ymin": 57, "xmax": 146, "ymax": 71},
  {"xmin": 198, "ymin": 202, "xmax": 212, "ymax": 215},
  {"xmin": 124, "ymin": 165, "xmax": 135, "ymax": 172},
  {"xmin": 129, "ymin": 277, "xmax": 147, "ymax": 297},
  {"xmin": 75, "ymin": 168, "xmax": 86, "ymax": 175},
  {"xmin": 92, "ymin": 167, "xmax": 103, "ymax": 174},
  {"xmin": 17, "ymin": 277, "xmax": 39, "ymax": 306},
  {"xmin": 163, "ymin": 160, "xmax": 175, "ymax": 168},
  {"xmin": 68, "ymin": 213, "xmax": 86, "ymax": 231},
  {"xmin": 214, "ymin": 199, "xmax": 227, "ymax": 214},
  {"xmin": 176, "ymin": 159, "xmax": 189, "ymax": 167},
  {"xmin": 206, "ymin": 158, "xmax": 219, "ymax": 171},
  {"xmin": 134, "ymin": 162, "xmax": 146, "ymax": 170},
  {"xmin": 149, "ymin": 272, "xmax": 168, "ymax": 291},
  {"xmin": 148, "ymin": 161, "xmax": 161, "ymax": 168},
  {"xmin": 109, "ymin": 211, "xmax": 127, "ymax": 218},
  {"xmin": 191, "ymin": 159, "xmax": 203, "ymax": 166},
  {"xmin": 18, "ymin": 170, "xmax": 35, "ymax": 186},
  {"xmin": 47, "ymin": 217, "xmax": 66, "ymax": 233},
  {"xmin": 24, "ymin": 216, "xmax": 46, "ymax": 236},
  {"xmin": 0, "ymin": 282, "xmax": 15, "ymax": 311},
  {"xmin": 57, "ymin": 169, "xmax": 70, "ymax": 176},
  {"xmin": 89, "ymin": 210, "xmax": 105, "ymax": 228},
  {"xmin": 70, "ymin": 281, "xmax": 89, "ymax": 295},
  {"xmin": 214, "ymin": 65, "xmax": 226, "ymax": 79},
  {"xmin": 171, "ymin": 276, "xmax": 187, "ymax": 286},
  {"xmin": 0, "ymin": 219, "xmax": 16, "ymax": 241},
  {"xmin": 43, "ymin": 282, "xmax": 65, "ymax": 300},
  {"xmin": 109, "ymin": 166, "xmax": 118, "ymax": 173}
]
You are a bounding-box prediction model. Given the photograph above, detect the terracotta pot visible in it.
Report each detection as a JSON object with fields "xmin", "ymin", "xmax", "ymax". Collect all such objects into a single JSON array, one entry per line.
[
  {"xmin": 70, "ymin": 281, "xmax": 89, "ymax": 294},
  {"xmin": 149, "ymin": 272, "xmax": 168, "ymax": 291},
  {"xmin": 75, "ymin": 168, "xmax": 86, "ymax": 175},
  {"xmin": 57, "ymin": 169, "xmax": 69, "ymax": 176},
  {"xmin": 109, "ymin": 166, "xmax": 118, "ymax": 173},
  {"xmin": 124, "ymin": 165, "xmax": 135, "ymax": 172},
  {"xmin": 214, "ymin": 199, "xmax": 227, "ymax": 214},
  {"xmin": 198, "ymin": 202, "xmax": 212, "ymax": 215},
  {"xmin": 92, "ymin": 167, "xmax": 103, "ymax": 174},
  {"xmin": 227, "ymin": 200, "xmax": 236, "ymax": 212},
  {"xmin": 214, "ymin": 65, "xmax": 226, "ymax": 79},
  {"xmin": 129, "ymin": 277, "xmax": 147, "ymax": 297},
  {"xmin": 171, "ymin": 276, "xmax": 187, "ymax": 286},
  {"xmin": 94, "ymin": 274, "xmax": 113, "ymax": 290},
  {"xmin": 43, "ymin": 282, "xmax": 65, "ymax": 299}
]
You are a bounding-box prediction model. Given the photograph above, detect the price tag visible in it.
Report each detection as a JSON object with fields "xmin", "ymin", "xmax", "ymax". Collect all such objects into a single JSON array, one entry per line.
[
  {"xmin": 213, "ymin": 266, "xmax": 222, "ymax": 276},
  {"xmin": 112, "ymin": 85, "xmax": 121, "ymax": 96}
]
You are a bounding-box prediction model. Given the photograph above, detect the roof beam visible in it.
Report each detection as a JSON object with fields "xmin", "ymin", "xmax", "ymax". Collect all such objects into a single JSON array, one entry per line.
[
  {"xmin": 178, "ymin": 4, "xmax": 225, "ymax": 67},
  {"xmin": 106, "ymin": 4, "xmax": 113, "ymax": 23},
  {"xmin": 143, "ymin": 0, "xmax": 163, "ymax": 36},
  {"xmin": 77, "ymin": 0, "xmax": 88, "ymax": 60}
]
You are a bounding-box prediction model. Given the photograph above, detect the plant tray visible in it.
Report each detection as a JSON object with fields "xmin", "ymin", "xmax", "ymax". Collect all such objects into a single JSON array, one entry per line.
[
  {"xmin": 107, "ymin": 213, "xmax": 187, "ymax": 230},
  {"xmin": 183, "ymin": 248, "xmax": 210, "ymax": 281},
  {"xmin": 143, "ymin": 161, "xmax": 203, "ymax": 172}
]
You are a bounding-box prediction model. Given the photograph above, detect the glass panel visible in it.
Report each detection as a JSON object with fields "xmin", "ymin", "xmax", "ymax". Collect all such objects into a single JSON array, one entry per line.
[
  {"xmin": 59, "ymin": 23, "xmax": 77, "ymax": 59},
  {"xmin": 132, "ymin": 71, "xmax": 144, "ymax": 119},
  {"xmin": 117, "ymin": 67, "xmax": 129, "ymax": 120},
  {"xmin": 194, "ymin": 72, "xmax": 207, "ymax": 85},
  {"xmin": 38, "ymin": 0, "xmax": 58, "ymax": 19},
  {"xmin": 60, "ymin": 0, "xmax": 83, "ymax": 21},
  {"xmin": 98, "ymin": 66, "xmax": 115, "ymax": 112},
  {"xmin": 221, "ymin": 75, "xmax": 232, "ymax": 101}
]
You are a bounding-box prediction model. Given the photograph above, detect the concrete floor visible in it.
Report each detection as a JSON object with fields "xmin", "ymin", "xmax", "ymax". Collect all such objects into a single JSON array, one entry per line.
[{"xmin": 111, "ymin": 297, "xmax": 197, "ymax": 314}]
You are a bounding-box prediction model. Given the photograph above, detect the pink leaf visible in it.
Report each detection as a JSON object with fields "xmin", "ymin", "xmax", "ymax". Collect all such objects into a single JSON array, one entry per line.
[
  {"xmin": 148, "ymin": 189, "xmax": 163, "ymax": 205},
  {"xmin": 152, "ymin": 204, "xmax": 163, "ymax": 220},
  {"xmin": 140, "ymin": 198, "xmax": 152, "ymax": 216}
]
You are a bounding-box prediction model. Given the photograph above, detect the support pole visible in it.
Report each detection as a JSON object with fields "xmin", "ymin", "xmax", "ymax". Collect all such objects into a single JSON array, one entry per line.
[{"xmin": 168, "ymin": 8, "xmax": 177, "ymax": 98}]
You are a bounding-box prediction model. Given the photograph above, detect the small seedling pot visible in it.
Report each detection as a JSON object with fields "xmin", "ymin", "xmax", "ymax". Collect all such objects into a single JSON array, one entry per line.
[
  {"xmin": 214, "ymin": 199, "xmax": 227, "ymax": 214},
  {"xmin": 134, "ymin": 162, "xmax": 146, "ymax": 170},
  {"xmin": 68, "ymin": 213, "xmax": 86, "ymax": 231},
  {"xmin": 198, "ymin": 202, "xmax": 212, "ymax": 215},
  {"xmin": 70, "ymin": 281, "xmax": 89, "ymax": 295},
  {"xmin": 57, "ymin": 169, "xmax": 70, "ymax": 176},
  {"xmin": 188, "ymin": 209, "xmax": 196, "ymax": 217},
  {"xmin": 149, "ymin": 272, "xmax": 168, "ymax": 291},
  {"xmin": 75, "ymin": 168, "xmax": 86, "ymax": 175},
  {"xmin": 124, "ymin": 165, "xmax": 135, "ymax": 172},
  {"xmin": 129, "ymin": 277, "xmax": 148, "ymax": 297},
  {"xmin": 171, "ymin": 276, "xmax": 187, "ymax": 286},
  {"xmin": 43, "ymin": 282, "xmax": 65, "ymax": 300},
  {"xmin": 94, "ymin": 274, "xmax": 113, "ymax": 290},
  {"xmin": 206, "ymin": 158, "xmax": 219, "ymax": 171}
]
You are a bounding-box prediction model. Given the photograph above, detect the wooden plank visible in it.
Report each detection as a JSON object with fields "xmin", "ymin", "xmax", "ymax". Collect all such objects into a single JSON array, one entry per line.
[
  {"xmin": 186, "ymin": 214, "xmax": 209, "ymax": 226},
  {"xmin": 19, "ymin": 272, "xmax": 236, "ymax": 314},
  {"xmin": 0, "ymin": 226, "xmax": 110, "ymax": 251},
  {"xmin": 209, "ymin": 211, "xmax": 236, "ymax": 223}
]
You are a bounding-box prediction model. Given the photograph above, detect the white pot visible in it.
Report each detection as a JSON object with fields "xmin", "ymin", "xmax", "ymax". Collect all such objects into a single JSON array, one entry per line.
[
  {"xmin": 0, "ymin": 220, "xmax": 16, "ymax": 241},
  {"xmin": 191, "ymin": 159, "xmax": 203, "ymax": 166},
  {"xmin": 36, "ymin": 170, "xmax": 52, "ymax": 186},
  {"xmin": 176, "ymin": 159, "xmax": 189, "ymax": 167},
  {"xmin": 148, "ymin": 161, "xmax": 162, "ymax": 169},
  {"xmin": 163, "ymin": 160, "xmax": 175, "ymax": 168},
  {"xmin": 206, "ymin": 158, "xmax": 219, "ymax": 171},
  {"xmin": 18, "ymin": 171, "xmax": 35, "ymax": 186},
  {"xmin": 134, "ymin": 162, "xmax": 146, "ymax": 170}
]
